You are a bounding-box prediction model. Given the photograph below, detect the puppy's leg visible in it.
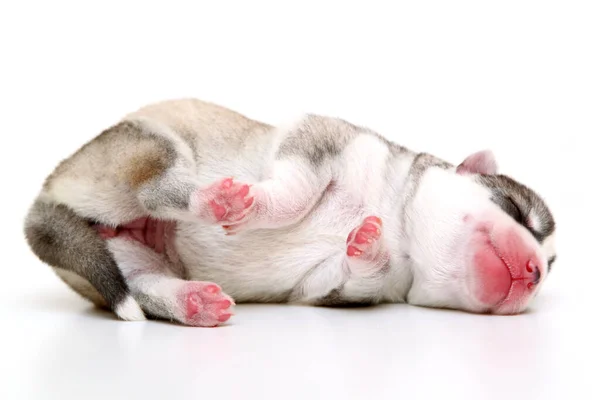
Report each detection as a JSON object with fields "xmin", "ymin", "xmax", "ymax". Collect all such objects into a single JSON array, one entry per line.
[
  {"xmin": 194, "ymin": 116, "xmax": 361, "ymax": 234},
  {"xmin": 300, "ymin": 217, "xmax": 389, "ymax": 307},
  {"xmin": 288, "ymin": 216, "xmax": 390, "ymax": 305},
  {"xmin": 30, "ymin": 119, "xmax": 218, "ymax": 319},
  {"xmin": 190, "ymin": 158, "xmax": 332, "ymax": 234},
  {"xmin": 24, "ymin": 201, "xmax": 145, "ymax": 321},
  {"xmin": 107, "ymin": 237, "xmax": 235, "ymax": 327},
  {"xmin": 45, "ymin": 118, "xmax": 204, "ymax": 225}
]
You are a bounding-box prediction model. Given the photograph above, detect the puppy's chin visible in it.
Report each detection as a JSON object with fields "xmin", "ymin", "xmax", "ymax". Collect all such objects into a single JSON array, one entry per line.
[{"xmin": 464, "ymin": 213, "xmax": 547, "ymax": 315}]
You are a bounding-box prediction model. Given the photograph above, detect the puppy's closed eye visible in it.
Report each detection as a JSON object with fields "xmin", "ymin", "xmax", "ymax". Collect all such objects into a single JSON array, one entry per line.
[{"xmin": 503, "ymin": 196, "xmax": 524, "ymax": 224}]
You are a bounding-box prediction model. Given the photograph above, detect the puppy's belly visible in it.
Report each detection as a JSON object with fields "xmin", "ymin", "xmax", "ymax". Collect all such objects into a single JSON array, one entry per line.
[
  {"xmin": 177, "ymin": 188, "xmax": 366, "ymax": 302},
  {"xmin": 174, "ymin": 221, "xmax": 349, "ymax": 303},
  {"xmin": 93, "ymin": 217, "xmax": 180, "ymax": 261}
]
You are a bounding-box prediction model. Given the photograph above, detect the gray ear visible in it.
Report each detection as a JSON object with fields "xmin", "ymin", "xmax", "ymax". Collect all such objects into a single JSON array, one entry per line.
[{"xmin": 456, "ymin": 150, "xmax": 498, "ymax": 175}]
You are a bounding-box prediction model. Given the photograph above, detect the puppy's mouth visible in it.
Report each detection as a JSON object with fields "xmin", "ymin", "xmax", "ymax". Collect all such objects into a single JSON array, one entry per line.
[
  {"xmin": 488, "ymin": 238, "xmax": 521, "ymax": 308},
  {"xmin": 470, "ymin": 223, "xmax": 542, "ymax": 314}
]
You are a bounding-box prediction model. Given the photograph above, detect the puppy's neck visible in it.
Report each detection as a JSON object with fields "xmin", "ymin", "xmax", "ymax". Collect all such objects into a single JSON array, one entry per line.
[{"xmin": 380, "ymin": 151, "xmax": 456, "ymax": 273}]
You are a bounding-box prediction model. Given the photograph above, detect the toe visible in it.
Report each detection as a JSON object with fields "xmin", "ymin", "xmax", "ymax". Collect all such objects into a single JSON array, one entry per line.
[
  {"xmin": 244, "ymin": 197, "xmax": 255, "ymax": 209},
  {"xmin": 347, "ymin": 245, "xmax": 363, "ymax": 257},
  {"xmin": 218, "ymin": 314, "xmax": 232, "ymax": 323},
  {"xmin": 210, "ymin": 201, "xmax": 227, "ymax": 221},
  {"xmin": 237, "ymin": 184, "xmax": 250, "ymax": 197},
  {"xmin": 360, "ymin": 222, "xmax": 380, "ymax": 234},
  {"xmin": 354, "ymin": 231, "xmax": 370, "ymax": 244},
  {"xmin": 220, "ymin": 177, "xmax": 233, "ymax": 189},
  {"xmin": 364, "ymin": 216, "xmax": 383, "ymax": 226}
]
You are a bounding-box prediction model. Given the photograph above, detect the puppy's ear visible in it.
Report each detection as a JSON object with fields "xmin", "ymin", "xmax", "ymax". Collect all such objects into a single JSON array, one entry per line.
[{"xmin": 456, "ymin": 150, "xmax": 498, "ymax": 175}]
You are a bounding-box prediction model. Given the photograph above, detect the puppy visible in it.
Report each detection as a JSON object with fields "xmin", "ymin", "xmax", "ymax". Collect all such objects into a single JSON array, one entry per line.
[{"xmin": 24, "ymin": 98, "xmax": 557, "ymax": 327}]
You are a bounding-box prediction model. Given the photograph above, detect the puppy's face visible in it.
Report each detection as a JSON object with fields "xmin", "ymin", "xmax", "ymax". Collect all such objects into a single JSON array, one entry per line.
[{"xmin": 405, "ymin": 151, "xmax": 556, "ymax": 314}]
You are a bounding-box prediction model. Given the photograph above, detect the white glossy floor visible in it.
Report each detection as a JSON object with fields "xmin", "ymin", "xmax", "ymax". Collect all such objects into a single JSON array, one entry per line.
[{"xmin": 2, "ymin": 262, "xmax": 597, "ymax": 400}]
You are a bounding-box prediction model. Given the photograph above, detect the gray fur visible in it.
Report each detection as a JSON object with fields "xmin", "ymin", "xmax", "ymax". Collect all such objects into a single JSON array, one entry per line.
[
  {"xmin": 314, "ymin": 288, "xmax": 375, "ymax": 307},
  {"xmin": 548, "ymin": 255, "xmax": 557, "ymax": 271},
  {"xmin": 24, "ymin": 200, "xmax": 131, "ymax": 310},
  {"xmin": 132, "ymin": 292, "xmax": 178, "ymax": 323},
  {"xmin": 47, "ymin": 120, "xmax": 176, "ymax": 190},
  {"xmin": 139, "ymin": 177, "xmax": 196, "ymax": 212},
  {"xmin": 477, "ymin": 174, "xmax": 556, "ymax": 243},
  {"xmin": 277, "ymin": 114, "xmax": 360, "ymax": 167}
]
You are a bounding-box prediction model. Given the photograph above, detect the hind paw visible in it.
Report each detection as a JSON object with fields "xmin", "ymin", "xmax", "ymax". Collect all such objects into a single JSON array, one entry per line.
[
  {"xmin": 347, "ymin": 216, "xmax": 383, "ymax": 258},
  {"xmin": 178, "ymin": 282, "xmax": 235, "ymax": 327}
]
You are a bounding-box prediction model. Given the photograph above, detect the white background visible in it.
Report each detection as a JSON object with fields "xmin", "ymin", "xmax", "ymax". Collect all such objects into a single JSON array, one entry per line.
[{"xmin": 1, "ymin": 1, "xmax": 599, "ymax": 399}]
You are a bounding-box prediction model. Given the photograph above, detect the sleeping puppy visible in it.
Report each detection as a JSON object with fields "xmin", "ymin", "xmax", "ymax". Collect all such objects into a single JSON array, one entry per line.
[{"xmin": 24, "ymin": 98, "xmax": 557, "ymax": 327}]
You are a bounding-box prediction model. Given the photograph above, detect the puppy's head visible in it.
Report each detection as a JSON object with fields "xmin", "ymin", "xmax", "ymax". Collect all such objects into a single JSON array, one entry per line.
[{"xmin": 405, "ymin": 150, "xmax": 556, "ymax": 314}]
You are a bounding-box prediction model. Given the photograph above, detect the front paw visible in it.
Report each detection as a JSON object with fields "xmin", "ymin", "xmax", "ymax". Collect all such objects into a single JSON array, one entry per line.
[
  {"xmin": 191, "ymin": 177, "xmax": 256, "ymax": 229},
  {"xmin": 220, "ymin": 188, "xmax": 262, "ymax": 235}
]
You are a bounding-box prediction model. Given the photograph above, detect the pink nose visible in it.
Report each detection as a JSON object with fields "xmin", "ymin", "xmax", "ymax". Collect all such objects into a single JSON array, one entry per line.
[{"xmin": 525, "ymin": 260, "xmax": 542, "ymax": 290}]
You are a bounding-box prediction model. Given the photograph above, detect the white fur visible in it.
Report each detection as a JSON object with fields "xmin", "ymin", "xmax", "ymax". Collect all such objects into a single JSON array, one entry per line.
[
  {"xmin": 529, "ymin": 212, "xmax": 542, "ymax": 232},
  {"xmin": 115, "ymin": 296, "xmax": 146, "ymax": 321},
  {"xmin": 541, "ymin": 232, "xmax": 557, "ymax": 260},
  {"xmin": 403, "ymin": 169, "xmax": 492, "ymax": 310}
]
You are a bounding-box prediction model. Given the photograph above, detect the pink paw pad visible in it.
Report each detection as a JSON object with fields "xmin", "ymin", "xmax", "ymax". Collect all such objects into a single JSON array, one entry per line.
[
  {"xmin": 179, "ymin": 282, "xmax": 235, "ymax": 327},
  {"xmin": 194, "ymin": 177, "xmax": 255, "ymax": 225},
  {"xmin": 346, "ymin": 216, "xmax": 383, "ymax": 257}
]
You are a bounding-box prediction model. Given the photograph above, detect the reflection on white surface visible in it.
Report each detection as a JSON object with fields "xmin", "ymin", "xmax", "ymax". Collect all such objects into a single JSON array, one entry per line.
[{"xmin": 2, "ymin": 285, "xmax": 596, "ymax": 400}]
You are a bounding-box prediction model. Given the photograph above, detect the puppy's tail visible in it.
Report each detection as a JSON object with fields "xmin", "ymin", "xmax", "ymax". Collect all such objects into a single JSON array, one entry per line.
[{"xmin": 23, "ymin": 198, "xmax": 145, "ymax": 321}]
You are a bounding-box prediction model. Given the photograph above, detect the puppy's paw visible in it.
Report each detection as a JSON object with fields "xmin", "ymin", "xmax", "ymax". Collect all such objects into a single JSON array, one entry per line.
[
  {"xmin": 191, "ymin": 177, "xmax": 255, "ymax": 226},
  {"xmin": 346, "ymin": 216, "xmax": 383, "ymax": 258},
  {"xmin": 177, "ymin": 282, "xmax": 235, "ymax": 327}
]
